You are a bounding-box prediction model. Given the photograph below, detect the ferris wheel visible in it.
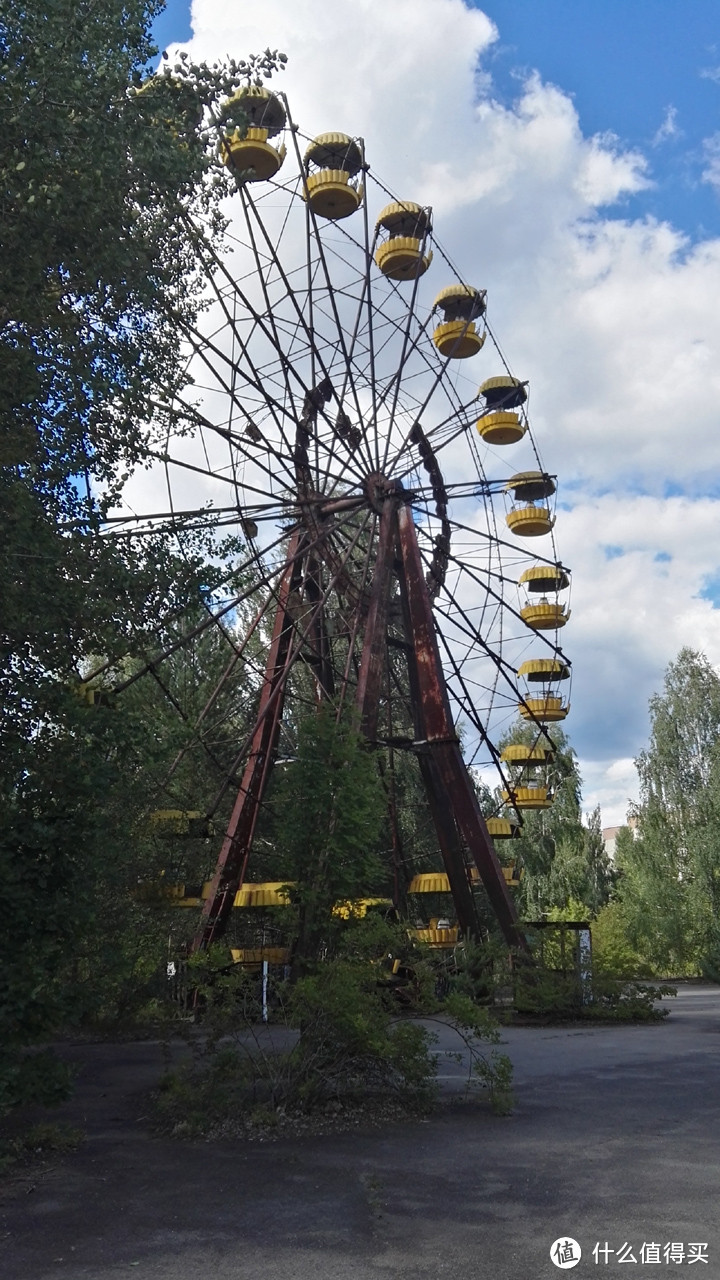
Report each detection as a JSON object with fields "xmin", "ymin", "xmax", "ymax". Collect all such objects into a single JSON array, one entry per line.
[{"xmin": 107, "ymin": 84, "xmax": 572, "ymax": 955}]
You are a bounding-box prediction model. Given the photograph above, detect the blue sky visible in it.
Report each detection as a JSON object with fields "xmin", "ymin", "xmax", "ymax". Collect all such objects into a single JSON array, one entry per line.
[
  {"xmin": 476, "ymin": 0, "xmax": 720, "ymax": 238},
  {"xmin": 151, "ymin": 1, "xmax": 191, "ymax": 56}
]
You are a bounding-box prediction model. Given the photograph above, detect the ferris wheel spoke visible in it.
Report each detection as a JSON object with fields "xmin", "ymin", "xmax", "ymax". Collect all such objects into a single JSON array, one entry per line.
[
  {"xmin": 437, "ymin": 512, "xmax": 562, "ymax": 569},
  {"xmin": 424, "ymin": 534, "xmax": 543, "ymax": 651},
  {"xmin": 319, "ymin": 246, "xmax": 378, "ymax": 481},
  {"xmin": 144, "ymin": 441, "xmax": 303, "ymax": 522},
  {"xmin": 431, "ymin": 621, "xmax": 506, "ymax": 777},
  {"xmin": 181, "ymin": 213, "xmax": 306, "ymax": 467},
  {"xmin": 189, "ymin": 272, "xmax": 301, "ymax": 474},
  {"xmin": 388, "ymin": 398, "xmax": 482, "ymax": 486},
  {"xmin": 177, "ymin": 325, "xmax": 298, "ymax": 491},
  {"xmin": 433, "ymin": 598, "xmax": 522, "ymax": 728},
  {"xmin": 207, "ymin": 502, "xmax": 377, "ymax": 816},
  {"xmin": 106, "ymin": 514, "xmax": 354, "ymax": 697},
  {"xmin": 235, "ymin": 186, "xmax": 304, "ymax": 429},
  {"xmin": 359, "ymin": 184, "xmax": 380, "ymax": 471},
  {"xmin": 317, "ymin": 197, "xmax": 437, "ymax": 415},
  {"xmin": 380, "ymin": 351, "xmax": 469, "ymax": 479},
  {"xmin": 189, "ymin": 223, "xmax": 373, "ymax": 493},
  {"xmin": 373, "ymin": 256, "xmax": 434, "ymax": 474},
  {"xmin": 144, "ymin": 663, "xmax": 240, "ymax": 783},
  {"xmin": 159, "ymin": 576, "xmax": 301, "ymax": 794},
  {"xmin": 282, "ymin": 109, "xmax": 379, "ymax": 479},
  {"xmin": 335, "ymin": 511, "xmax": 380, "ymax": 711},
  {"xmin": 433, "ymin": 579, "xmax": 562, "ymax": 758},
  {"xmin": 182, "ymin": 319, "xmax": 369, "ymax": 501},
  {"xmin": 239, "ymin": 185, "xmax": 379, "ymax": 480}
]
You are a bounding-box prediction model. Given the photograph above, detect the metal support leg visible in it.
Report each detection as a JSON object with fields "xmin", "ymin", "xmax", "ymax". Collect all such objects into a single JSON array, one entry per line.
[
  {"xmin": 395, "ymin": 503, "xmax": 528, "ymax": 952},
  {"xmin": 355, "ymin": 497, "xmax": 397, "ymax": 740},
  {"xmin": 192, "ymin": 533, "xmax": 303, "ymax": 952}
]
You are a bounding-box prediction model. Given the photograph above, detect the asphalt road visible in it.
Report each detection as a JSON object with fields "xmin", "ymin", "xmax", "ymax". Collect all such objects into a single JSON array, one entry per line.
[{"xmin": 2, "ymin": 984, "xmax": 719, "ymax": 1280}]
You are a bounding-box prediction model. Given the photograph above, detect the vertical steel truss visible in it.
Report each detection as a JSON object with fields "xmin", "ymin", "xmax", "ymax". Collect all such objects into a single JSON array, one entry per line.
[
  {"xmin": 192, "ymin": 532, "xmax": 302, "ymax": 952},
  {"xmin": 193, "ymin": 498, "xmax": 528, "ymax": 955}
]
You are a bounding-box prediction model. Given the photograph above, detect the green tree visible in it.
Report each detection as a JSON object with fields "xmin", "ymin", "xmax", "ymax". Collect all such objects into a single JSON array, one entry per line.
[
  {"xmin": 1, "ymin": 0, "xmax": 283, "ymax": 488},
  {"xmin": 495, "ymin": 721, "xmax": 612, "ymax": 919},
  {"xmin": 271, "ymin": 701, "xmax": 387, "ymax": 974},
  {"xmin": 0, "ymin": 530, "xmax": 264, "ymax": 1112},
  {"xmin": 613, "ymin": 648, "xmax": 720, "ymax": 974},
  {"xmin": 0, "ymin": 0, "xmax": 285, "ymax": 1108}
]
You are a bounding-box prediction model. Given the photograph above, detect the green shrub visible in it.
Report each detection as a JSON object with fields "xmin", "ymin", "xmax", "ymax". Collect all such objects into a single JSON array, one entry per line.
[
  {"xmin": 157, "ymin": 953, "xmax": 440, "ymax": 1137},
  {"xmin": 585, "ymin": 975, "xmax": 675, "ymax": 1021},
  {"xmin": 513, "ymin": 963, "xmax": 582, "ymax": 1017},
  {"xmin": 591, "ymin": 902, "xmax": 651, "ymax": 978},
  {"xmin": 0, "ymin": 1047, "xmax": 72, "ymax": 1120},
  {"xmin": 156, "ymin": 943, "xmax": 515, "ymax": 1136},
  {"xmin": 287, "ymin": 960, "xmax": 438, "ymax": 1111},
  {"xmin": 0, "ymin": 1121, "xmax": 83, "ymax": 1172},
  {"xmin": 439, "ymin": 993, "xmax": 515, "ymax": 1114}
]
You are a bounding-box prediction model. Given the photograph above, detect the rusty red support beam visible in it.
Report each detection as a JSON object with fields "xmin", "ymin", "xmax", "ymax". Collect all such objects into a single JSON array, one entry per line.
[
  {"xmin": 192, "ymin": 532, "xmax": 303, "ymax": 952},
  {"xmin": 395, "ymin": 503, "xmax": 528, "ymax": 952},
  {"xmin": 304, "ymin": 552, "xmax": 335, "ymax": 702},
  {"xmin": 393, "ymin": 512, "xmax": 480, "ymax": 937},
  {"xmin": 355, "ymin": 497, "xmax": 397, "ymax": 740}
]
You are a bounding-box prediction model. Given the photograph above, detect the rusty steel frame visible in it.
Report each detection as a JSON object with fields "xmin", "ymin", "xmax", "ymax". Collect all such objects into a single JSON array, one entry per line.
[
  {"xmin": 355, "ymin": 498, "xmax": 397, "ymax": 740},
  {"xmin": 394, "ymin": 502, "xmax": 528, "ymax": 952},
  {"xmin": 193, "ymin": 496, "xmax": 528, "ymax": 956},
  {"xmin": 192, "ymin": 531, "xmax": 303, "ymax": 952}
]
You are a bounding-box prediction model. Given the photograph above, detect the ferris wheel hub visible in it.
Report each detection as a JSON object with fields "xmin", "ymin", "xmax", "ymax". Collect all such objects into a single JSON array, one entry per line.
[{"xmin": 363, "ymin": 471, "xmax": 407, "ymax": 513}]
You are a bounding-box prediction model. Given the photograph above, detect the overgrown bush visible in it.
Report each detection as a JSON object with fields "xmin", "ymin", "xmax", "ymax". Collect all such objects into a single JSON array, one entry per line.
[
  {"xmin": 156, "ymin": 941, "xmax": 514, "ymax": 1137},
  {"xmin": 0, "ymin": 1122, "xmax": 83, "ymax": 1173},
  {"xmin": 584, "ymin": 975, "xmax": 676, "ymax": 1021},
  {"xmin": 436, "ymin": 993, "xmax": 515, "ymax": 1114},
  {"xmin": 0, "ymin": 1048, "xmax": 72, "ymax": 1120},
  {"xmin": 156, "ymin": 955, "xmax": 437, "ymax": 1137},
  {"xmin": 591, "ymin": 901, "xmax": 652, "ymax": 979},
  {"xmin": 445, "ymin": 931, "xmax": 675, "ymax": 1023}
]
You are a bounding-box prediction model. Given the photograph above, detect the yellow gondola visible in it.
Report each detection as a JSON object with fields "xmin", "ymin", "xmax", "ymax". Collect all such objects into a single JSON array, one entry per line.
[
  {"xmin": 232, "ymin": 881, "xmax": 293, "ymax": 908},
  {"xmin": 408, "ymin": 871, "xmax": 451, "ymax": 893},
  {"xmin": 149, "ymin": 810, "xmax": 213, "ymax": 838},
  {"xmin": 230, "ymin": 946, "xmax": 290, "ymax": 966},
  {"xmin": 506, "ymin": 505, "xmax": 555, "ymax": 537},
  {"xmin": 478, "ymin": 375, "xmax": 527, "ymax": 409},
  {"xmin": 500, "ymin": 743, "xmax": 555, "ymax": 764},
  {"xmin": 374, "ymin": 201, "xmax": 433, "ymax": 280},
  {"xmin": 332, "ymin": 897, "xmax": 393, "ymax": 919},
  {"xmin": 519, "ymin": 695, "xmax": 570, "ymax": 722},
  {"xmin": 506, "ymin": 471, "xmax": 556, "ymax": 503},
  {"xmin": 303, "ymin": 133, "xmax": 364, "ymax": 219},
  {"xmin": 505, "ymin": 471, "xmax": 556, "ymax": 536},
  {"xmin": 485, "ymin": 816, "xmax": 521, "ymax": 839},
  {"xmin": 432, "ymin": 284, "xmax": 486, "ymax": 358},
  {"xmin": 476, "ymin": 410, "xmax": 526, "ymax": 445},
  {"xmin": 411, "ymin": 924, "xmax": 460, "ymax": 948},
  {"xmin": 501, "ymin": 785, "xmax": 553, "ymax": 810},
  {"xmin": 519, "ymin": 564, "xmax": 570, "ymax": 592},
  {"xmin": 518, "ymin": 560, "xmax": 570, "ymax": 629},
  {"xmin": 220, "ymin": 86, "xmax": 287, "ymax": 181},
  {"xmin": 521, "ymin": 600, "xmax": 570, "ymax": 629},
  {"xmin": 518, "ymin": 657, "xmax": 571, "ymax": 682}
]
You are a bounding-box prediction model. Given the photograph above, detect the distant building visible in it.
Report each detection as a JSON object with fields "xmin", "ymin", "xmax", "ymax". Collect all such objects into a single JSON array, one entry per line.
[{"xmin": 602, "ymin": 816, "xmax": 637, "ymax": 863}]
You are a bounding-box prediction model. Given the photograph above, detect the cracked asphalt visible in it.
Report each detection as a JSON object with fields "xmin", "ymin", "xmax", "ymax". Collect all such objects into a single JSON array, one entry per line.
[{"xmin": 2, "ymin": 984, "xmax": 719, "ymax": 1280}]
